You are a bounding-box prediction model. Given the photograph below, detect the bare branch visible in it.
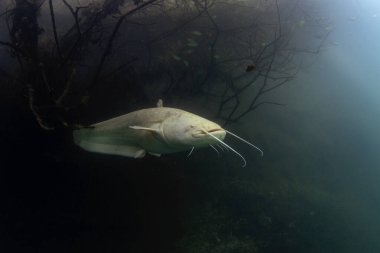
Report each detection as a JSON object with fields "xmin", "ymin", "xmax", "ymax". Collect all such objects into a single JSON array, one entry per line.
[
  {"xmin": 48, "ymin": 0, "xmax": 62, "ymax": 59},
  {"xmin": 251, "ymin": 101, "xmax": 286, "ymax": 110},
  {"xmin": 56, "ymin": 68, "xmax": 76, "ymax": 106},
  {"xmin": 62, "ymin": 0, "xmax": 82, "ymax": 36},
  {"xmin": 89, "ymin": 0, "xmax": 160, "ymax": 92}
]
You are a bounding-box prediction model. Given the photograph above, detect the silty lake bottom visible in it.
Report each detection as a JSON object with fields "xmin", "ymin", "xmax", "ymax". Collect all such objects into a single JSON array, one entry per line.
[{"xmin": 0, "ymin": 0, "xmax": 380, "ymax": 252}]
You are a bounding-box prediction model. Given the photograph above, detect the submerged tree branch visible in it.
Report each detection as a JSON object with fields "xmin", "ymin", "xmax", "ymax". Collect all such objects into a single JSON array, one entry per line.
[
  {"xmin": 0, "ymin": 0, "xmax": 328, "ymax": 129},
  {"xmin": 48, "ymin": 0, "xmax": 62, "ymax": 59},
  {"xmin": 89, "ymin": 0, "xmax": 160, "ymax": 92}
]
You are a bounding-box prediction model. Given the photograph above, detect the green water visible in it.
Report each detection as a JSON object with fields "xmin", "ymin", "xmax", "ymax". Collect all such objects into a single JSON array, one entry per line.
[{"xmin": 1, "ymin": 0, "xmax": 379, "ymax": 252}]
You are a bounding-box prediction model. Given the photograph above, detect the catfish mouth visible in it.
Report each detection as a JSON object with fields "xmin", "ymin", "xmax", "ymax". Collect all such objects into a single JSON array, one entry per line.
[{"xmin": 192, "ymin": 128, "xmax": 225, "ymax": 138}]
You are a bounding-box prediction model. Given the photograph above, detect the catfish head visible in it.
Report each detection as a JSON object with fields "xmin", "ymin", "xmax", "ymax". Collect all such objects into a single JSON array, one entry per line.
[{"xmin": 160, "ymin": 110, "xmax": 226, "ymax": 149}]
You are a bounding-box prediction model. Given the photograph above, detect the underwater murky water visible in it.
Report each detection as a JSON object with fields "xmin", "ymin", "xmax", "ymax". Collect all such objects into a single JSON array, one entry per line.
[{"xmin": 1, "ymin": 0, "xmax": 379, "ymax": 252}]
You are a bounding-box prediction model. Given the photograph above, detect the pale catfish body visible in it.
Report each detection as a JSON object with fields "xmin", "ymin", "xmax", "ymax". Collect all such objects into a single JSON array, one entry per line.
[{"xmin": 73, "ymin": 106, "xmax": 226, "ymax": 158}]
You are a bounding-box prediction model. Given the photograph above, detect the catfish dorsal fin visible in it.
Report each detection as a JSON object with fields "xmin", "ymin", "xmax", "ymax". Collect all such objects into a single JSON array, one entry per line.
[{"xmin": 157, "ymin": 99, "xmax": 163, "ymax": 107}]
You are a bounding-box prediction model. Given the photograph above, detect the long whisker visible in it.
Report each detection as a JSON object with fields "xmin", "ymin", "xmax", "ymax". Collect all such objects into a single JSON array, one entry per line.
[
  {"xmin": 225, "ymin": 129, "xmax": 264, "ymax": 157},
  {"xmin": 209, "ymin": 144, "xmax": 220, "ymax": 157},
  {"xmin": 216, "ymin": 144, "xmax": 227, "ymax": 152},
  {"xmin": 187, "ymin": 147, "xmax": 195, "ymax": 157},
  {"xmin": 201, "ymin": 128, "xmax": 247, "ymax": 167}
]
